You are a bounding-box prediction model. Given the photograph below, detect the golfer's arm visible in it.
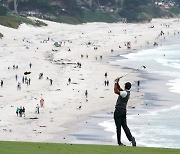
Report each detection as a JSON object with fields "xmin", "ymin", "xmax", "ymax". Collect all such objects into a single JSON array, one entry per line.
[{"xmin": 114, "ymin": 82, "xmax": 123, "ymax": 95}]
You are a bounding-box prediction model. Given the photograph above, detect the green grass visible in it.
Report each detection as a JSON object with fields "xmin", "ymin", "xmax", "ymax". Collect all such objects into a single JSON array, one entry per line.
[
  {"xmin": 0, "ymin": 141, "xmax": 179, "ymax": 154},
  {"xmin": 0, "ymin": 15, "xmax": 47, "ymax": 29}
]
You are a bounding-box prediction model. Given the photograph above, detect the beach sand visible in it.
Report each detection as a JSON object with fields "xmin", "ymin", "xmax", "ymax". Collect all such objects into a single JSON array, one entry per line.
[{"xmin": 0, "ymin": 18, "xmax": 180, "ymax": 143}]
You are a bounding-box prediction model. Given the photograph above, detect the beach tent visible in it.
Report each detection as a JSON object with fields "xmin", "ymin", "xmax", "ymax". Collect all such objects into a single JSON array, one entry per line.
[
  {"xmin": 54, "ymin": 41, "xmax": 61, "ymax": 47},
  {"xmin": 54, "ymin": 42, "xmax": 58, "ymax": 45}
]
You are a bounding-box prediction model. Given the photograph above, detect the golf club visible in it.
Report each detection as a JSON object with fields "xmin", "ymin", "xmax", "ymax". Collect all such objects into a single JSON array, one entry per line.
[{"xmin": 115, "ymin": 65, "xmax": 146, "ymax": 82}]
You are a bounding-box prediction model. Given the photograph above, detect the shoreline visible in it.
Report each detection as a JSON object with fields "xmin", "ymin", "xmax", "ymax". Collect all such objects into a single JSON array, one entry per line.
[{"xmin": 0, "ymin": 18, "xmax": 180, "ymax": 144}]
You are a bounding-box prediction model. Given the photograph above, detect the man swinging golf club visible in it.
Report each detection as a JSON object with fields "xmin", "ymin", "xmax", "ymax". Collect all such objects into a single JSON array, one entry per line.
[{"xmin": 114, "ymin": 77, "xmax": 136, "ymax": 146}]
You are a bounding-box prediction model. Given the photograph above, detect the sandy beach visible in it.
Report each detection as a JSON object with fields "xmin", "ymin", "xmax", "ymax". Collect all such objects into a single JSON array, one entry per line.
[{"xmin": 0, "ymin": 18, "xmax": 180, "ymax": 144}]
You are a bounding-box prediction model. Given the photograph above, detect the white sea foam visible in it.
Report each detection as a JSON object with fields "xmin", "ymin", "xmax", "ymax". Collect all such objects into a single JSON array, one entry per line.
[
  {"xmin": 167, "ymin": 78, "xmax": 180, "ymax": 94},
  {"xmin": 155, "ymin": 58, "xmax": 180, "ymax": 70}
]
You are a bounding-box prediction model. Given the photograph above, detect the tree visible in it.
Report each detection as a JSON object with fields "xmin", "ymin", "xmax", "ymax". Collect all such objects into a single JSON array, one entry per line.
[
  {"xmin": 123, "ymin": 0, "xmax": 152, "ymax": 7},
  {"xmin": 99, "ymin": 0, "xmax": 116, "ymax": 6},
  {"xmin": 14, "ymin": 0, "xmax": 20, "ymax": 13},
  {"xmin": 5, "ymin": 0, "xmax": 27, "ymax": 14}
]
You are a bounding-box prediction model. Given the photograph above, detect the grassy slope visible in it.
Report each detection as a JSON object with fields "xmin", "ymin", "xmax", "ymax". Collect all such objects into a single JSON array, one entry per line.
[
  {"xmin": 0, "ymin": 15, "xmax": 47, "ymax": 29},
  {"xmin": 0, "ymin": 142, "xmax": 179, "ymax": 154}
]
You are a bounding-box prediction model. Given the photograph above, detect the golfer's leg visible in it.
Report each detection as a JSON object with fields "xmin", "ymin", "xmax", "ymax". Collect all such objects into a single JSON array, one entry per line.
[
  {"xmin": 122, "ymin": 116, "xmax": 133, "ymax": 141},
  {"xmin": 114, "ymin": 111, "xmax": 122, "ymax": 145}
]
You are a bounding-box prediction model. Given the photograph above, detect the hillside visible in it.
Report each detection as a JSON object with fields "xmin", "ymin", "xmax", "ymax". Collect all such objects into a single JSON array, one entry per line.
[{"xmin": 0, "ymin": 0, "xmax": 180, "ymax": 25}]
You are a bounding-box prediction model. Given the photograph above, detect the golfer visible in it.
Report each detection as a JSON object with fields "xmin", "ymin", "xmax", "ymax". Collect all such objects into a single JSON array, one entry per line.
[{"xmin": 114, "ymin": 77, "xmax": 136, "ymax": 146}]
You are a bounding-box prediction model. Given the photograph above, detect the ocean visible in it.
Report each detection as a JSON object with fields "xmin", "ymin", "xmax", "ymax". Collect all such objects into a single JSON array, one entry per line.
[{"xmin": 99, "ymin": 35, "xmax": 180, "ymax": 148}]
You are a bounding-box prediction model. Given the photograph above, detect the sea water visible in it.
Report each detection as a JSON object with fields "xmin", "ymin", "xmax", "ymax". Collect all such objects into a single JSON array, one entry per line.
[{"xmin": 99, "ymin": 36, "xmax": 180, "ymax": 148}]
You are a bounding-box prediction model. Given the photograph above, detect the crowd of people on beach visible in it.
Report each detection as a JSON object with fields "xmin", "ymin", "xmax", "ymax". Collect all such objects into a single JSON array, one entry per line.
[
  {"xmin": 2, "ymin": 27, "xmax": 176, "ymax": 120},
  {"xmin": 15, "ymin": 98, "xmax": 44, "ymax": 117},
  {"xmin": 16, "ymin": 106, "xmax": 25, "ymax": 117}
]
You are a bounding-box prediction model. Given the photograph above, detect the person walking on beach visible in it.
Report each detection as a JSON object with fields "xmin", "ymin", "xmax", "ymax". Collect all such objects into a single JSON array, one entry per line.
[
  {"xmin": 137, "ymin": 80, "xmax": 140, "ymax": 92},
  {"xmin": 40, "ymin": 99, "xmax": 44, "ymax": 107},
  {"xmin": 137, "ymin": 80, "xmax": 140, "ymax": 87},
  {"xmin": 19, "ymin": 106, "xmax": 23, "ymax": 117},
  {"xmin": 29, "ymin": 63, "xmax": 32, "ymax": 69},
  {"xmin": 1, "ymin": 80, "xmax": 3, "ymax": 87},
  {"xmin": 113, "ymin": 77, "xmax": 136, "ymax": 146},
  {"xmin": 28, "ymin": 78, "xmax": 31, "ymax": 85},
  {"xmin": 22, "ymin": 76, "xmax": 25, "ymax": 83},
  {"xmin": 104, "ymin": 72, "xmax": 107, "ymax": 78},
  {"xmin": 16, "ymin": 107, "xmax": 19, "ymax": 116},
  {"xmin": 22, "ymin": 107, "xmax": 25, "ymax": 117},
  {"xmin": 15, "ymin": 74, "xmax": 18, "ymax": 81},
  {"xmin": 107, "ymin": 80, "xmax": 109, "ymax": 86},
  {"xmin": 50, "ymin": 79, "xmax": 53, "ymax": 85},
  {"xmin": 36, "ymin": 104, "xmax": 40, "ymax": 114},
  {"xmin": 68, "ymin": 78, "xmax": 71, "ymax": 85},
  {"xmin": 85, "ymin": 90, "xmax": 88, "ymax": 98},
  {"xmin": 104, "ymin": 80, "xmax": 107, "ymax": 86}
]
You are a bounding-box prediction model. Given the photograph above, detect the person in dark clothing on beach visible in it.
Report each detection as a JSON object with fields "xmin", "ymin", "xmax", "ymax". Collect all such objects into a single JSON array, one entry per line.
[
  {"xmin": 68, "ymin": 78, "xmax": 71, "ymax": 85},
  {"xmin": 28, "ymin": 78, "xmax": 31, "ymax": 85},
  {"xmin": 15, "ymin": 74, "xmax": 18, "ymax": 81},
  {"xmin": 50, "ymin": 79, "xmax": 53, "ymax": 85},
  {"xmin": 1, "ymin": 80, "xmax": 3, "ymax": 87},
  {"xmin": 104, "ymin": 80, "xmax": 107, "ymax": 86},
  {"xmin": 19, "ymin": 107, "xmax": 23, "ymax": 117},
  {"xmin": 29, "ymin": 63, "xmax": 32, "ymax": 69},
  {"xmin": 22, "ymin": 107, "xmax": 25, "ymax": 117},
  {"xmin": 22, "ymin": 76, "xmax": 25, "ymax": 83},
  {"xmin": 36, "ymin": 104, "xmax": 40, "ymax": 114},
  {"xmin": 85, "ymin": 90, "xmax": 88, "ymax": 98},
  {"xmin": 107, "ymin": 80, "xmax": 109, "ymax": 86},
  {"xmin": 114, "ymin": 77, "xmax": 136, "ymax": 146},
  {"xmin": 137, "ymin": 80, "xmax": 140, "ymax": 87},
  {"xmin": 137, "ymin": 80, "xmax": 140, "ymax": 92}
]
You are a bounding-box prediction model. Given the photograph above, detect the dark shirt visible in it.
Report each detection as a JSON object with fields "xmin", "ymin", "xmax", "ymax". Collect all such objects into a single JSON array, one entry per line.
[{"xmin": 115, "ymin": 90, "xmax": 130, "ymax": 110}]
